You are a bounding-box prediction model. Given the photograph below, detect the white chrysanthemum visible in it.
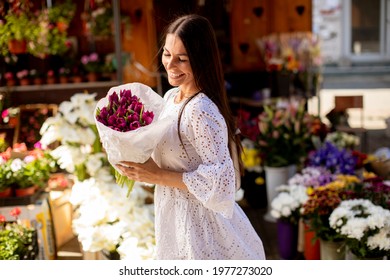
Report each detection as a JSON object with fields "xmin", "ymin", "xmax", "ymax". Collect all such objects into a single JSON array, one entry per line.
[
  {"xmin": 330, "ymin": 199, "xmax": 390, "ymax": 251},
  {"xmin": 271, "ymin": 183, "xmax": 307, "ymax": 220},
  {"xmin": 367, "ymin": 226, "xmax": 390, "ymax": 251}
]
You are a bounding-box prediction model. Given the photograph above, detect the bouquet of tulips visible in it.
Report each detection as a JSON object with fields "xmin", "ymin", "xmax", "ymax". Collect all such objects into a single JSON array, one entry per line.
[{"xmin": 95, "ymin": 82, "xmax": 172, "ymax": 196}]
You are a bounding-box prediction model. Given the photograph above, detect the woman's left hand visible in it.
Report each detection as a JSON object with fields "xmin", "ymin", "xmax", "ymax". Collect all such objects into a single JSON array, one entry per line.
[{"xmin": 116, "ymin": 158, "xmax": 161, "ymax": 185}]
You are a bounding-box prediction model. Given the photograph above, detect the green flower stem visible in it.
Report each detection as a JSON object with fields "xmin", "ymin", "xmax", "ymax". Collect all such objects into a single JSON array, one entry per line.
[
  {"xmin": 115, "ymin": 169, "xmax": 135, "ymax": 197},
  {"xmin": 90, "ymin": 125, "xmax": 103, "ymax": 153}
]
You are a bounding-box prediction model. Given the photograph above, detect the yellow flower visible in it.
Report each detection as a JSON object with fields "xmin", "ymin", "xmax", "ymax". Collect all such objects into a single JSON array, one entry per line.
[
  {"xmin": 255, "ymin": 176, "xmax": 264, "ymax": 185},
  {"xmin": 241, "ymin": 148, "xmax": 261, "ymax": 168}
]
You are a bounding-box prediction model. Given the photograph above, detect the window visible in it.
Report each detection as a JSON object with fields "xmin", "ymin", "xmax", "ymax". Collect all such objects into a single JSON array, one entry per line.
[
  {"xmin": 351, "ymin": 0, "xmax": 381, "ymax": 54},
  {"xmin": 343, "ymin": 0, "xmax": 388, "ymax": 61}
]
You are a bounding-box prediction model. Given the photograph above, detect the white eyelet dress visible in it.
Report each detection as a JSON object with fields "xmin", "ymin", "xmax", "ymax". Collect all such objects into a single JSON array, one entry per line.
[{"xmin": 151, "ymin": 88, "xmax": 266, "ymax": 260}]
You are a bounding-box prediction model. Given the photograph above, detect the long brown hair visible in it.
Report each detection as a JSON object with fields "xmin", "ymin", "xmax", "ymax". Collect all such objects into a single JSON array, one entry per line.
[{"xmin": 161, "ymin": 14, "xmax": 242, "ymax": 172}]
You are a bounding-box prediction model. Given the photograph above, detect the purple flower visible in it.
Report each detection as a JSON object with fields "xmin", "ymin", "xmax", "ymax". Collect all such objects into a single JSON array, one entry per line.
[
  {"xmin": 130, "ymin": 121, "xmax": 140, "ymax": 130},
  {"xmin": 107, "ymin": 115, "xmax": 117, "ymax": 126},
  {"xmin": 96, "ymin": 89, "xmax": 154, "ymax": 132},
  {"xmin": 116, "ymin": 105, "xmax": 127, "ymax": 118},
  {"xmin": 142, "ymin": 111, "xmax": 154, "ymax": 125},
  {"xmin": 109, "ymin": 91, "xmax": 119, "ymax": 105},
  {"xmin": 307, "ymin": 141, "xmax": 357, "ymax": 175},
  {"xmin": 127, "ymin": 114, "xmax": 139, "ymax": 123}
]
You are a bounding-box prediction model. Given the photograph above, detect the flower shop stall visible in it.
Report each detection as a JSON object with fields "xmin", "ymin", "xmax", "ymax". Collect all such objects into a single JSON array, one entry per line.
[{"xmin": 268, "ymin": 130, "xmax": 390, "ymax": 260}]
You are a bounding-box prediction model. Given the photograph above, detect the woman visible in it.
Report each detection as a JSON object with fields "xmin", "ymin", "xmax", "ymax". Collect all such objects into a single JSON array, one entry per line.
[{"xmin": 117, "ymin": 14, "xmax": 266, "ymax": 260}]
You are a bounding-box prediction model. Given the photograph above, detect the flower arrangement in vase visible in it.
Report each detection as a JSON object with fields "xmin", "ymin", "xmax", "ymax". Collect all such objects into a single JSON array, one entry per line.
[
  {"xmin": 329, "ymin": 199, "xmax": 390, "ymax": 259},
  {"xmin": 271, "ymin": 183, "xmax": 308, "ymax": 225},
  {"xmin": 256, "ymin": 32, "xmax": 323, "ymax": 97},
  {"xmin": 257, "ymin": 98, "xmax": 317, "ymax": 168}
]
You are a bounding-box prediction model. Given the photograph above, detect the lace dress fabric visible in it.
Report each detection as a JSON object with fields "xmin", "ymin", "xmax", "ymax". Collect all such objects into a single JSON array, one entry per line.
[{"xmin": 152, "ymin": 88, "xmax": 266, "ymax": 260}]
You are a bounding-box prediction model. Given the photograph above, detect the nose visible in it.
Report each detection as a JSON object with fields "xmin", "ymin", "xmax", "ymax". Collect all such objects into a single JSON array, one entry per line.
[{"xmin": 164, "ymin": 56, "xmax": 175, "ymax": 70}]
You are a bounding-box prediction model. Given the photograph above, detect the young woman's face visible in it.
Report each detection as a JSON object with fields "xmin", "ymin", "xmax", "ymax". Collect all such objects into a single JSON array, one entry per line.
[{"xmin": 162, "ymin": 34, "xmax": 196, "ymax": 92}]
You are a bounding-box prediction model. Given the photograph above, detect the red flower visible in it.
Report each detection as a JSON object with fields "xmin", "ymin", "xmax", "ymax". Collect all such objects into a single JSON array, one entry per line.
[
  {"xmin": 0, "ymin": 214, "xmax": 5, "ymax": 223},
  {"xmin": 10, "ymin": 207, "xmax": 21, "ymax": 219}
]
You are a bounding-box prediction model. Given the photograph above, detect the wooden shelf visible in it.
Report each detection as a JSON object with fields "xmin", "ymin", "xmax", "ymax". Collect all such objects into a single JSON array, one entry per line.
[{"xmin": 1, "ymin": 81, "xmax": 120, "ymax": 106}]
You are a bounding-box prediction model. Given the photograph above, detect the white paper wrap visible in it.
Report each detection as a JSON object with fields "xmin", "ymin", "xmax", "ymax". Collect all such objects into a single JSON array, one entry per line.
[{"xmin": 94, "ymin": 82, "xmax": 172, "ymax": 172}]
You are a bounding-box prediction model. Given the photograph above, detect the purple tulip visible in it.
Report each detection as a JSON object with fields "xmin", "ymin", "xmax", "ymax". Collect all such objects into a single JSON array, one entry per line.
[
  {"xmin": 130, "ymin": 121, "xmax": 141, "ymax": 130},
  {"xmin": 142, "ymin": 111, "xmax": 154, "ymax": 125},
  {"xmin": 116, "ymin": 105, "xmax": 127, "ymax": 118},
  {"xmin": 108, "ymin": 115, "xmax": 117, "ymax": 126},
  {"xmin": 109, "ymin": 92, "xmax": 119, "ymax": 105}
]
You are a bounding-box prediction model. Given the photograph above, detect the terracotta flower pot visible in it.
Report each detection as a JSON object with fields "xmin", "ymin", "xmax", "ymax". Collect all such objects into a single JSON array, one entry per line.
[
  {"xmin": 46, "ymin": 77, "xmax": 57, "ymax": 84},
  {"xmin": 33, "ymin": 78, "xmax": 44, "ymax": 85},
  {"xmin": 15, "ymin": 185, "xmax": 37, "ymax": 197},
  {"xmin": 8, "ymin": 39, "xmax": 27, "ymax": 54},
  {"xmin": 6, "ymin": 79, "xmax": 17, "ymax": 87},
  {"xmin": 0, "ymin": 187, "xmax": 13, "ymax": 198},
  {"xmin": 72, "ymin": 76, "xmax": 83, "ymax": 83},
  {"xmin": 87, "ymin": 72, "xmax": 99, "ymax": 82},
  {"xmin": 19, "ymin": 78, "xmax": 30, "ymax": 86},
  {"xmin": 59, "ymin": 76, "xmax": 69, "ymax": 84}
]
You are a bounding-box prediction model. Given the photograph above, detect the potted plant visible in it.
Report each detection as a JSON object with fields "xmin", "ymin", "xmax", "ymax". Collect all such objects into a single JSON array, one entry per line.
[
  {"xmin": 29, "ymin": 69, "xmax": 44, "ymax": 85},
  {"xmin": 0, "ymin": 2, "xmax": 36, "ymax": 56},
  {"xmin": 3, "ymin": 72, "xmax": 17, "ymax": 87},
  {"xmin": 16, "ymin": 69, "xmax": 30, "ymax": 86},
  {"xmin": 0, "ymin": 160, "xmax": 14, "ymax": 197},
  {"xmin": 81, "ymin": 52, "xmax": 102, "ymax": 81},
  {"xmin": 47, "ymin": 0, "xmax": 76, "ymax": 33},
  {"xmin": 46, "ymin": 70, "xmax": 57, "ymax": 84},
  {"xmin": 0, "ymin": 207, "xmax": 39, "ymax": 260},
  {"xmin": 8, "ymin": 147, "xmax": 56, "ymax": 196},
  {"xmin": 58, "ymin": 67, "xmax": 71, "ymax": 84}
]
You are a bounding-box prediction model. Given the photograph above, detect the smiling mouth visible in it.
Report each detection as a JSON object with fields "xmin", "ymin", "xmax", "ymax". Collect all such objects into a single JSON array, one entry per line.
[{"xmin": 169, "ymin": 72, "xmax": 184, "ymax": 78}]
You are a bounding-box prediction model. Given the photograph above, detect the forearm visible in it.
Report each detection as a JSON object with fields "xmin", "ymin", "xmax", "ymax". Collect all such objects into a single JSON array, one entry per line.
[
  {"xmin": 157, "ymin": 169, "xmax": 188, "ymax": 190},
  {"xmin": 117, "ymin": 159, "xmax": 188, "ymax": 191}
]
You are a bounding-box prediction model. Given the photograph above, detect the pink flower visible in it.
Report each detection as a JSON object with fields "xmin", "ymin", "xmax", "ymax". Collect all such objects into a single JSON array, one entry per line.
[
  {"xmin": 10, "ymin": 207, "xmax": 21, "ymax": 219},
  {"xmin": 81, "ymin": 55, "xmax": 89, "ymax": 65},
  {"xmin": 1, "ymin": 109, "xmax": 9, "ymax": 119},
  {"xmin": 16, "ymin": 70, "xmax": 29, "ymax": 79},
  {"xmin": 89, "ymin": 52, "xmax": 99, "ymax": 62},
  {"xmin": 5, "ymin": 72, "xmax": 14, "ymax": 80}
]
